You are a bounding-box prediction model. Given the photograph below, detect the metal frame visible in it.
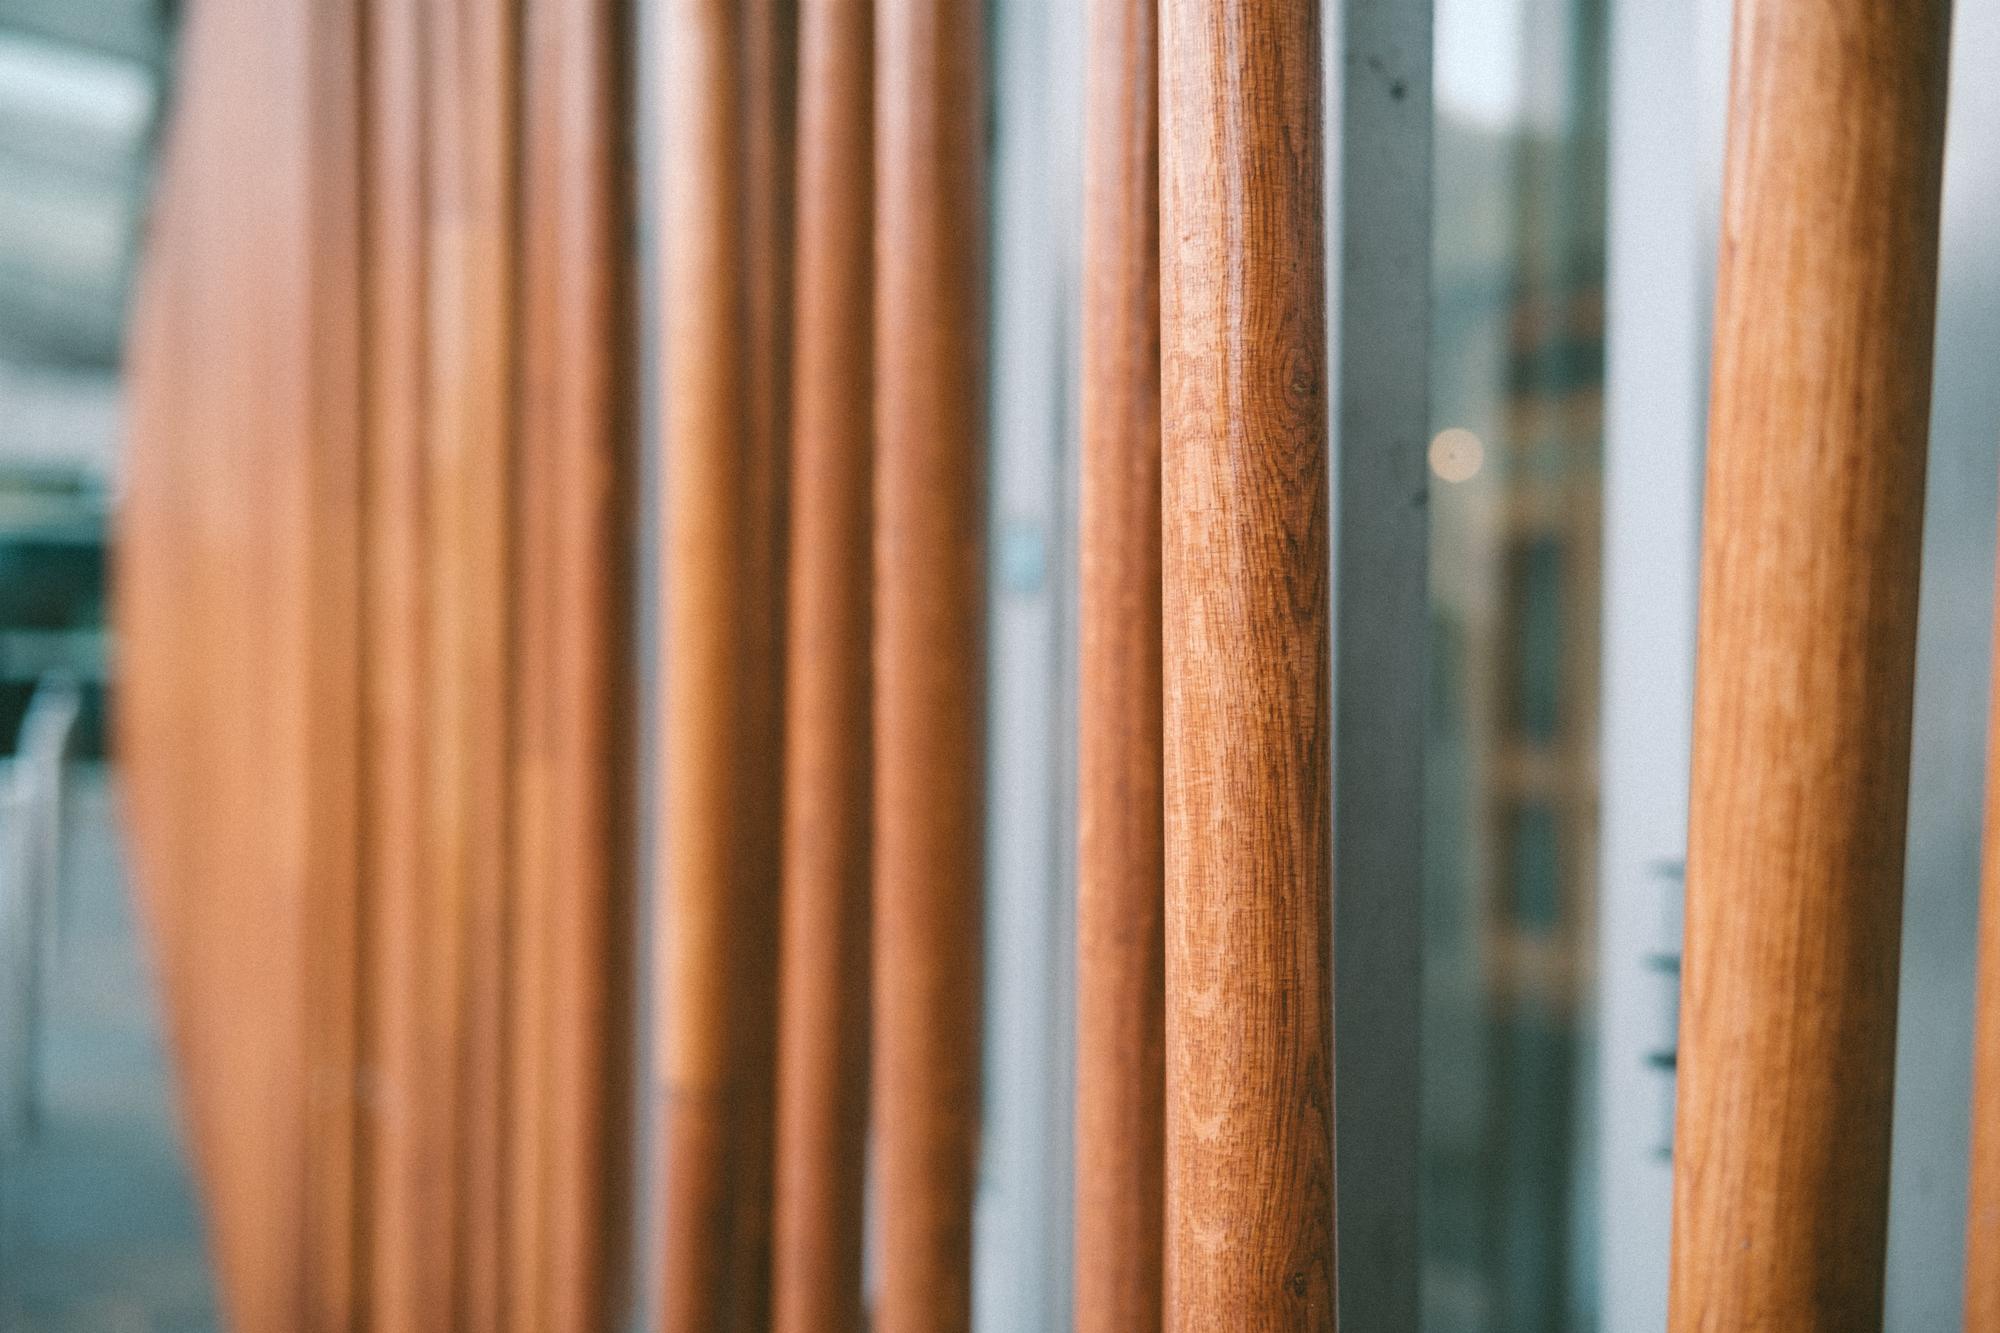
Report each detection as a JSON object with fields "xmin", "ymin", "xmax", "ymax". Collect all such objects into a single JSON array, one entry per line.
[{"xmin": 1332, "ymin": 1, "xmax": 1433, "ymax": 1326}]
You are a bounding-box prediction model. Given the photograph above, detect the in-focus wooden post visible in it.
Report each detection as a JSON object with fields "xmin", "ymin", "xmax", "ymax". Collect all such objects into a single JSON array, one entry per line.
[
  {"xmin": 873, "ymin": 0, "xmax": 986, "ymax": 1325},
  {"xmin": 1968, "ymin": 541, "xmax": 2000, "ymax": 1326},
  {"xmin": 770, "ymin": 0, "xmax": 873, "ymax": 1327},
  {"xmin": 1667, "ymin": 2, "xmax": 1951, "ymax": 1327},
  {"xmin": 1074, "ymin": 0, "xmax": 1163, "ymax": 1325},
  {"xmin": 1159, "ymin": 0, "xmax": 1334, "ymax": 1326}
]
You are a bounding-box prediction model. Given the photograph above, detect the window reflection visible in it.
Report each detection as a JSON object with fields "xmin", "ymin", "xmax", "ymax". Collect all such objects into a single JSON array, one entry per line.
[{"xmin": 1427, "ymin": 0, "xmax": 1607, "ymax": 1328}]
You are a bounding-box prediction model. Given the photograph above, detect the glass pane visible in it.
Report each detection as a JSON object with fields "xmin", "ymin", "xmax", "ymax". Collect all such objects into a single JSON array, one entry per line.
[{"xmin": 1426, "ymin": 0, "xmax": 1607, "ymax": 1328}]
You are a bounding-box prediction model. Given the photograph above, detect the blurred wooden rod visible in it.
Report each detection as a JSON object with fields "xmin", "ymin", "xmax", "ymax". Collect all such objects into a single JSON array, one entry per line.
[
  {"xmin": 431, "ymin": 0, "xmax": 521, "ymax": 1319},
  {"xmin": 359, "ymin": 0, "xmax": 435, "ymax": 1324},
  {"xmin": 1074, "ymin": 0, "xmax": 1164, "ymax": 1325},
  {"xmin": 524, "ymin": 0, "xmax": 638, "ymax": 1328},
  {"xmin": 872, "ymin": 0, "xmax": 987, "ymax": 1326},
  {"xmin": 718, "ymin": 3, "xmax": 799, "ymax": 1327},
  {"xmin": 659, "ymin": 0, "xmax": 794, "ymax": 1323},
  {"xmin": 1667, "ymin": 2, "xmax": 1951, "ymax": 1328},
  {"xmin": 770, "ymin": 0, "xmax": 874, "ymax": 1328},
  {"xmin": 658, "ymin": 0, "xmax": 752, "ymax": 1324},
  {"xmin": 1158, "ymin": 0, "xmax": 1334, "ymax": 1326}
]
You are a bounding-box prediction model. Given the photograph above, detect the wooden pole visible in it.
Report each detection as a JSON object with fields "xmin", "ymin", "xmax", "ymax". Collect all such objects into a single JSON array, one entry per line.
[
  {"xmin": 1667, "ymin": 2, "xmax": 1951, "ymax": 1327},
  {"xmin": 770, "ymin": 0, "xmax": 873, "ymax": 1327},
  {"xmin": 1968, "ymin": 538, "xmax": 2000, "ymax": 1326},
  {"xmin": 121, "ymin": 1, "xmax": 368, "ymax": 1324},
  {"xmin": 529, "ymin": 0, "xmax": 638, "ymax": 1328},
  {"xmin": 1159, "ymin": 0, "xmax": 1333, "ymax": 1326},
  {"xmin": 291, "ymin": 0, "xmax": 368, "ymax": 1322},
  {"xmin": 873, "ymin": 0, "xmax": 986, "ymax": 1324},
  {"xmin": 359, "ymin": 0, "xmax": 435, "ymax": 1325},
  {"xmin": 722, "ymin": 4, "xmax": 798, "ymax": 1326},
  {"xmin": 1074, "ymin": 0, "xmax": 1163, "ymax": 1324},
  {"xmin": 658, "ymin": 0, "xmax": 793, "ymax": 1324},
  {"xmin": 658, "ymin": 0, "xmax": 749, "ymax": 1324},
  {"xmin": 423, "ymin": 0, "xmax": 521, "ymax": 1318},
  {"xmin": 509, "ymin": 0, "xmax": 563, "ymax": 1310}
]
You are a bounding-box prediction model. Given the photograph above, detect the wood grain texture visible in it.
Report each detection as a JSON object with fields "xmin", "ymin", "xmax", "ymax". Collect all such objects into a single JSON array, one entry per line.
[
  {"xmin": 1074, "ymin": 0, "xmax": 1163, "ymax": 1324},
  {"xmin": 1158, "ymin": 0, "xmax": 1333, "ymax": 1326},
  {"xmin": 1667, "ymin": 2, "xmax": 1951, "ymax": 1328},
  {"xmin": 1969, "ymin": 532, "xmax": 2000, "ymax": 1328},
  {"xmin": 770, "ymin": 0, "xmax": 873, "ymax": 1327},
  {"xmin": 872, "ymin": 0, "xmax": 987, "ymax": 1326},
  {"xmin": 657, "ymin": 0, "xmax": 796, "ymax": 1325}
]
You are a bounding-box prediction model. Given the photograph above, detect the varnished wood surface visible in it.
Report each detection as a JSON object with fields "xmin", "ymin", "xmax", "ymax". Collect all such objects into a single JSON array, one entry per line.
[
  {"xmin": 358, "ymin": 0, "xmax": 434, "ymax": 1325},
  {"xmin": 291, "ymin": 0, "xmax": 369, "ymax": 1322},
  {"xmin": 655, "ymin": 0, "xmax": 743, "ymax": 1309},
  {"xmin": 1158, "ymin": 0, "xmax": 1334, "ymax": 1326},
  {"xmin": 122, "ymin": 0, "xmax": 363, "ymax": 1324},
  {"xmin": 431, "ymin": 0, "xmax": 522, "ymax": 1319},
  {"xmin": 524, "ymin": 1, "xmax": 638, "ymax": 1328},
  {"xmin": 872, "ymin": 0, "xmax": 987, "ymax": 1326},
  {"xmin": 1667, "ymin": 2, "xmax": 1951, "ymax": 1327},
  {"xmin": 1074, "ymin": 0, "xmax": 1163, "ymax": 1325},
  {"xmin": 121, "ymin": 1, "xmax": 637, "ymax": 1327},
  {"xmin": 657, "ymin": 0, "xmax": 794, "ymax": 1326},
  {"xmin": 769, "ymin": 0, "xmax": 873, "ymax": 1327},
  {"xmin": 724, "ymin": 4, "xmax": 799, "ymax": 1327}
]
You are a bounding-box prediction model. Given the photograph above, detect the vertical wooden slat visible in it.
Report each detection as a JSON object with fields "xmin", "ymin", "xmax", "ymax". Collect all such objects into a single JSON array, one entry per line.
[
  {"xmin": 128, "ymin": 2, "xmax": 641, "ymax": 1328},
  {"xmin": 453, "ymin": 1, "xmax": 519, "ymax": 1318},
  {"xmin": 873, "ymin": 0, "xmax": 987, "ymax": 1325},
  {"xmin": 509, "ymin": 0, "xmax": 564, "ymax": 1309},
  {"xmin": 122, "ymin": 0, "xmax": 365, "ymax": 1324},
  {"xmin": 419, "ymin": 0, "xmax": 524, "ymax": 1313},
  {"xmin": 1159, "ymin": 0, "xmax": 1334, "ymax": 1326},
  {"xmin": 291, "ymin": 0, "xmax": 369, "ymax": 1320},
  {"xmin": 658, "ymin": 0, "xmax": 765, "ymax": 1324},
  {"xmin": 419, "ymin": 0, "xmax": 472, "ymax": 1311},
  {"xmin": 770, "ymin": 0, "xmax": 873, "ymax": 1326},
  {"xmin": 1667, "ymin": 2, "xmax": 1951, "ymax": 1327},
  {"xmin": 1074, "ymin": 0, "xmax": 1163, "ymax": 1324},
  {"xmin": 360, "ymin": 0, "xmax": 436, "ymax": 1325},
  {"xmin": 533, "ymin": 0, "xmax": 639, "ymax": 1328},
  {"xmin": 725, "ymin": 4, "xmax": 800, "ymax": 1326},
  {"xmin": 212, "ymin": 6, "xmax": 311, "ymax": 1306}
]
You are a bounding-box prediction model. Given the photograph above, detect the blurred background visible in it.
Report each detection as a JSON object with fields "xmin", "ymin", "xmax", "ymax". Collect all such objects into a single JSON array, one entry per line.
[
  {"xmin": 0, "ymin": 1, "xmax": 220, "ymax": 1330},
  {"xmin": 2, "ymin": 0, "xmax": 1997, "ymax": 1329}
]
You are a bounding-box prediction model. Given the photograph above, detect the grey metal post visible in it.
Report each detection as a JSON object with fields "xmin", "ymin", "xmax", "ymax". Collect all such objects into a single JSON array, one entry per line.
[{"xmin": 1332, "ymin": 1, "xmax": 1432, "ymax": 1327}]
